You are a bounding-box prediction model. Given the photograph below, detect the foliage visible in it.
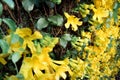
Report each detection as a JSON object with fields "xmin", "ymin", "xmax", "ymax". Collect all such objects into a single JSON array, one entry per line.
[{"xmin": 0, "ymin": 0, "xmax": 120, "ymax": 80}]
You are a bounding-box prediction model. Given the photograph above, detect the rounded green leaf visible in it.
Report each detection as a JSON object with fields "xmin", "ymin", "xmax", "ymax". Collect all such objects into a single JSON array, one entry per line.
[
  {"xmin": 60, "ymin": 38, "xmax": 68, "ymax": 48},
  {"xmin": 36, "ymin": 17, "xmax": 49, "ymax": 30},
  {"xmin": 62, "ymin": 34, "xmax": 71, "ymax": 41},
  {"xmin": 2, "ymin": 18, "xmax": 17, "ymax": 32},
  {"xmin": 0, "ymin": 2, "xmax": 3, "ymax": 16},
  {"xmin": 11, "ymin": 34, "xmax": 20, "ymax": 44},
  {"xmin": 2, "ymin": 0, "xmax": 15, "ymax": 9},
  {"xmin": 0, "ymin": 39, "xmax": 9, "ymax": 53},
  {"xmin": 22, "ymin": 0, "xmax": 34, "ymax": 12},
  {"xmin": 16, "ymin": 73, "xmax": 24, "ymax": 80},
  {"xmin": 12, "ymin": 52, "xmax": 21, "ymax": 63},
  {"xmin": 51, "ymin": 0, "xmax": 61, "ymax": 4},
  {"xmin": 48, "ymin": 14, "xmax": 63, "ymax": 26}
]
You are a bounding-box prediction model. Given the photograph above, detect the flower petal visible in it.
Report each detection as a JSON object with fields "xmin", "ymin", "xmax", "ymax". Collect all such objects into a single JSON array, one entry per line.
[
  {"xmin": 30, "ymin": 31, "xmax": 43, "ymax": 40},
  {"xmin": 64, "ymin": 12, "xmax": 70, "ymax": 18},
  {"xmin": 0, "ymin": 57, "xmax": 7, "ymax": 65},
  {"xmin": 15, "ymin": 28, "xmax": 32, "ymax": 38},
  {"xmin": 65, "ymin": 22, "xmax": 70, "ymax": 29}
]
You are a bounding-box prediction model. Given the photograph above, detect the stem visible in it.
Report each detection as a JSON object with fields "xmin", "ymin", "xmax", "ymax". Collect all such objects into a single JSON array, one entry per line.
[
  {"xmin": 15, "ymin": 0, "xmax": 22, "ymax": 23},
  {"xmin": 14, "ymin": 63, "xmax": 18, "ymax": 74},
  {"xmin": 6, "ymin": 6, "xmax": 18, "ymax": 24},
  {"xmin": 0, "ymin": 27, "xmax": 5, "ymax": 37},
  {"xmin": 28, "ymin": 12, "xmax": 34, "ymax": 25}
]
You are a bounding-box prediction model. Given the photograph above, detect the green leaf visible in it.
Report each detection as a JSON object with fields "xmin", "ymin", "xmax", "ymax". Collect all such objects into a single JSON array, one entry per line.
[
  {"xmin": 106, "ymin": 23, "xmax": 110, "ymax": 28},
  {"xmin": 16, "ymin": 73, "xmax": 24, "ymax": 80},
  {"xmin": 2, "ymin": 0, "xmax": 14, "ymax": 9},
  {"xmin": 50, "ymin": 0, "xmax": 61, "ymax": 4},
  {"xmin": 45, "ymin": 1, "xmax": 55, "ymax": 8},
  {"xmin": 106, "ymin": 18, "xmax": 110, "ymax": 28},
  {"xmin": 36, "ymin": 17, "xmax": 49, "ymax": 30},
  {"xmin": 60, "ymin": 34, "xmax": 71, "ymax": 48},
  {"xmin": 113, "ymin": 10, "xmax": 118, "ymax": 23},
  {"xmin": 11, "ymin": 34, "xmax": 20, "ymax": 44},
  {"xmin": 48, "ymin": 14, "xmax": 63, "ymax": 26},
  {"xmin": 113, "ymin": 2, "xmax": 120, "ymax": 23},
  {"xmin": 0, "ymin": 34, "xmax": 3, "ymax": 39},
  {"xmin": 62, "ymin": 34, "xmax": 71, "ymax": 41},
  {"xmin": 2, "ymin": 18, "xmax": 17, "ymax": 32},
  {"xmin": 19, "ymin": 37, "xmax": 24, "ymax": 46},
  {"xmin": 0, "ymin": 2, "xmax": 3, "ymax": 16},
  {"xmin": 0, "ymin": 39, "xmax": 9, "ymax": 53},
  {"xmin": 96, "ymin": 23, "xmax": 103, "ymax": 30},
  {"xmin": 60, "ymin": 38, "xmax": 68, "ymax": 48},
  {"xmin": 12, "ymin": 52, "xmax": 21, "ymax": 63},
  {"xmin": 22, "ymin": 0, "xmax": 34, "ymax": 12}
]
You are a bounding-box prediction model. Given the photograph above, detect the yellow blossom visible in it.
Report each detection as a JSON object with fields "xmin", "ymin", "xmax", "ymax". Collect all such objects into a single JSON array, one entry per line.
[
  {"xmin": 64, "ymin": 12, "xmax": 82, "ymax": 31},
  {"xmin": 117, "ymin": 59, "xmax": 120, "ymax": 68},
  {"xmin": 81, "ymin": 31, "xmax": 92, "ymax": 40},
  {"xmin": 70, "ymin": 58, "xmax": 87, "ymax": 79},
  {"xmin": 19, "ymin": 47, "xmax": 72, "ymax": 80},
  {"xmin": 92, "ymin": 7, "xmax": 109, "ymax": 23},
  {"xmin": 93, "ymin": 0, "xmax": 103, "ymax": 8},
  {"xmin": 15, "ymin": 28, "xmax": 42, "ymax": 54},
  {"xmin": 93, "ymin": 0, "xmax": 114, "ymax": 10}
]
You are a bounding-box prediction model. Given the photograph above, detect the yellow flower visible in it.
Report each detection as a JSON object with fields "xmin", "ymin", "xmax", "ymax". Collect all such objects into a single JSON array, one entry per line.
[
  {"xmin": 92, "ymin": 7, "xmax": 109, "ymax": 23},
  {"xmin": 20, "ymin": 47, "xmax": 72, "ymax": 80},
  {"xmin": 93, "ymin": 0, "xmax": 114, "ymax": 10},
  {"xmin": 19, "ymin": 57, "xmax": 35, "ymax": 80},
  {"xmin": 90, "ymin": 75, "xmax": 99, "ymax": 80},
  {"xmin": 81, "ymin": 31, "xmax": 92, "ymax": 39},
  {"xmin": 117, "ymin": 59, "xmax": 120, "ymax": 68},
  {"xmin": 15, "ymin": 28, "xmax": 42, "ymax": 54},
  {"xmin": 64, "ymin": 12, "xmax": 82, "ymax": 31},
  {"xmin": 93, "ymin": 0, "xmax": 103, "ymax": 8},
  {"xmin": 104, "ymin": 67, "xmax": 112, "ymax": 76},
  {"xmin": 53, "ymin": 58, "xmax": 72, "ymax": 80},
  {"xmin": 70, "ymin": 58, "xmax": 87, "ymax": 79}
]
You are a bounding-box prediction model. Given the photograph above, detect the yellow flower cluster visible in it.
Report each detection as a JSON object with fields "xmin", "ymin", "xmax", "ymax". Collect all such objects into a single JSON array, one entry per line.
[
  {"xmin": 2, "ymin": 28, "xmax": 72, "ymax": 80},
  {"xmin": 19, "ymin": 47, "xmax": 72, "ymax": 80},
  {"xmin": 69, "ymin": 0, "xmax": 120, "ymax": 79},
  {"xmin": 0, "ymin": 0, "xmax": 120, "ymax": 80},
  {"xmin": 70, "ymin": 24, "xmax": 119, "ymax": 80}
]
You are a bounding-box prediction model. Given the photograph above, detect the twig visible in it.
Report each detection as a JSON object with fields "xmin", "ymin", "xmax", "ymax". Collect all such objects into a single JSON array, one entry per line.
[
  {"xmin": 6, "ymin": 6, "xmax": 18, "ymax": 24},
  {"xmin": 43, "ymin": 5, "xmax": 48, "ymax": 17},
  {"xmin": 28, "ymin": 12, "xmax": 34, "ymax": 25},
  {"xmin": 15, "ymin": 0, "xmax": 22, "ymax": 23},
  {"xmin": 55, "ymin": 28, "xmax": 62, "ymax": 37},
  {"xmin": 14, "ymin": 63, "xmax": 18, "ymax": 74},
  {"xmin": 0, "ymin": 27, "xmax": 5, "ymax": 37},
  {"xmin": 54, "ymin": 5, "xmax": 57, "ymax": 14}
]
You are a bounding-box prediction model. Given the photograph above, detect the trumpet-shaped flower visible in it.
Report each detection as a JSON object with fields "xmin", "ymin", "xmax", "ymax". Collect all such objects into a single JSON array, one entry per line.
[
  {"xmin": 64, "ymin": 12, "xmax": 82, "ymax": 31},
  {"xmin": 92, "ymin": 7, "xmax": 109, "ymax": 23},
  {"xmin": 93, "ymin": 0, "xmax": 114, "ymax": 10},
  {"xmin": 70, "ymin": 58, "xmax": 87, "ymax": 79},
  {"xmin": 15, "ymin": 28, "xmax": 42, "ymax": 54},
  {"xmin": 19, "ymin": 47, "xmax": 72, "ymax": 80}
]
